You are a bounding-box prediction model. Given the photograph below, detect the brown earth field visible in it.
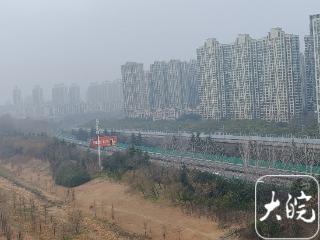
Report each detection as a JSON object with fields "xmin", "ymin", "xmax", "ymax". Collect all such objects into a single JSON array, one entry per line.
[{"xmin": 0, "ymin": 158, "xmax": 238, "ymax": 240}]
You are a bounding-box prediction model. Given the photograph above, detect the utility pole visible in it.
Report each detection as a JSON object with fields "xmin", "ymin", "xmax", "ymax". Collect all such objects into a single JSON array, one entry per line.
[{"xmin": 96, "ymin": 119, "xmax": 102, "ymax": 170}]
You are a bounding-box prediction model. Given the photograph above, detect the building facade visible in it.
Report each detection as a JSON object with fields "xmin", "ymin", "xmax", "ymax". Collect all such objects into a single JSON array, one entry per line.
[
  {"xmin": 258, "ymin": 28, "xmax": 302, "ymax": 122},
  {"xmin": 310, "ymin": 14, "xmax": 320, "ymax": 124},
  {"xmin": 121, "ymin": 60, "xmax": 199, "ymax": 120},
  {"xmin": 229, "ymin": 34, "xmax": 259, "ymax": 120},
  {"xmin": 197, "ymin": 28, "xmax": 302, "ymax": 123},
  {"xmin": 86, "ymin": 81, "xmax": 123, "ymax": 113},
  {"xmin": 304, "ymin": 35, "xmax": 316, "ymax": 113},
  {"xmin": 68, "ymin": 84, "xmax": 81, "ymax": 104},
  {"xmin": 197, "ymin": 39, "xmax": 227, "ymax": 120},
  {"xmin": 121, "ymin": 62, "xmax": 149, "ymax": 118}
]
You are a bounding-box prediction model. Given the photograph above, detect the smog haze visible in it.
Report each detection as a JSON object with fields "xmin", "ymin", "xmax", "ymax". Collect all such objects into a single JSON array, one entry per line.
[{"xmin": 0, "ymin": 0, "xmax": 319, "ymax": 103}]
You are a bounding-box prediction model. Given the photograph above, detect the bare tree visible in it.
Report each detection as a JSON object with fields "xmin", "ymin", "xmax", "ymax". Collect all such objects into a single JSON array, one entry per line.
[
  {"xmin": 176, "ymin": 226, "xmax": 183, "ymax": 240},
  {"xmin": 143, "ymin": 220, "xmax": 148, "ymax": 237},
  {"xmin": 111, "ymin": 203, "xmax": 115, "ymax": 221},
  {"xmin": 161, "ymin": 225, "xmax": 167, "ymax": 240},
  {"xmin": 68, "ymin": 209, "xmax": 83, "ymax": 234},
  {"xmin": 239, "ymin": 141, "xmax": 251, "ymax": 171}
]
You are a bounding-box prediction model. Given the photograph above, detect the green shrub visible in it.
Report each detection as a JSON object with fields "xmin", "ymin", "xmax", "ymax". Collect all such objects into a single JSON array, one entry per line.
[{"xmin": 55, "ymin": 161, "xmax": 91, "ymax": 187}]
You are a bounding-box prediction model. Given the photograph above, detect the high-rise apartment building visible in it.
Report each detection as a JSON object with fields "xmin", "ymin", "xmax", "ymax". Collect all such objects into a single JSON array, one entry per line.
[
  {"xmin": 13, "ymin": 87, "xmax": 22, "ymax": 106},
  {"xmin": 32, "ymin": 85, "xmax": 44, "ymax": 106},
  {"xmin": 182, "ymin": 60, "xmax": 199, "ymax": 109},
  {"xmin": 121, "ymin": 62, "xmax": 149, "ymax": 118},
  {"xmin": 310, "ymin": 14, "xmax": 320, "ymax": 124},
  {"xmin": 229, "ymin": 34, "xmax": 259, "ymax": 120},
  {"xmin": 197, "ymin": 38, "xmax": 228, "ymax": 120},
  {"xmin": 121, "ymin": 60, "xmax": 198, "ymax": 119},
  {"xmin": 52, "ymin": 84, "xmax": 68, "ymax": 106},
  {"xmin": 167, "ymin": 60, "xmax": 184, "ymax": 109},
  {"xmin": 259, "ymin": 28, "xmax": 301, "ymax": 122},
  {"xmin": 30, "ymin": 85, "xmax": 45, "ymax": 117},
  {"xmin": 300, "ymin": 52, "xmax": 307, "ymax": 112},
  {"xmin": 197, "ymin": 28, "xmax": 302, "ymax": 123},
  {"xmin": 68, "ymin": 84, "xmax": 81, "ymax": 104},
  {"xmin": 304, "ymin": 35, "xmax": 316, "ymax": 113},
  {"xmin": 86, "ymin": 82, "xmax": 100, "ymax": 106},
  {"xmin": 149, "ymin": 60, "xmax": 198, "ymax": 111},
  {"xmin": 149, "ymin": 61, "xmax": 168, "ymax": 110},
  {"xmin": 86, "ymin": 81, "xmax": 123, "ymax": 112}
]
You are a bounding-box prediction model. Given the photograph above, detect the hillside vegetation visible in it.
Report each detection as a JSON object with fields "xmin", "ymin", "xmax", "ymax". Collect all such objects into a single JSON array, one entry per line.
[
  {"xmin": 0, "ymin": 133, "xmax": 94, "ymax": 188},
  {"xmin": 103, "ymin": 147, "xmax": 319, "ymax": 239}
]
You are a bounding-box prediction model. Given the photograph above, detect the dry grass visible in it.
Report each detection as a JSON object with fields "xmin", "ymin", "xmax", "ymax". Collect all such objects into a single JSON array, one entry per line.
[{"xmin": 0, "ymin": 157, "xmax": 233, "ymax": 240}]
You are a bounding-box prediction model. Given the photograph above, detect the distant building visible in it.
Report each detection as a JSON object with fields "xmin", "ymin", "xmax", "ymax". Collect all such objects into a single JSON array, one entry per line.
[
  {"xmin": 86, "ymin": 80, "xmax": 123, "ymax": 113},
  {"xmin": 229, "ymin": 34, "xmax": 259, "ymax": 120},
  {"xmin": 52, "ymin": 84, "xmax": 68, "ymax": 106},
  {"xmin": 51, "ymin": 84, "xmax": 85, "ymax": 117},
  {"xmin": 197, "ymin": 38, "xmax": 229, "ymax": 120},
  {"xmin": 197, "ymin": 28, "xmax": 302, "ymax": 123},
  {"xmin": 304, "ymin": 35, "xmax": 316, "ymax": 113},
  {"xmin": 149, "ymin": 61, "xmax": 167, "ymax": 110},
  {"xmin": 121, "ymin": 60, "xmax": 198, "ymax": 120},
  {"xmin": 300, "ymin": 52, "xmax": 307, "ymax": 112},
  {"xmin": 68, "ymin": 84, "xmax": 81, "ymax": 104},
  {"xmin": 12, "ymin": 87, "xmax": 22, "ymax": 106},
  {"xmin": 12, "ymin": 86, "xmax": 23, "ymax": 116},
  {"xmin": 310, "ymin": 14, "xmax": 320, "ymax": 124},
  {"xmin": 32, "ymin": 85, "xmax": 44, "ymax": 106},
  {"xmin": 183, "ymin": 60, "xmax": 199, "ymax": 109},
  {"xmin": 121, "ymin": 62, "xmax": 149, "ymax": 118},
  {"xmin": 31, "ymin": 85, "xmax": 45, "ymax": 117},
  {"xmin": 103, "ymin": 80, "xmax": 123, "ymax": 112},
  {"xmin": 259, "ymin": 28, "xmax": 302, "ymax": 122}
]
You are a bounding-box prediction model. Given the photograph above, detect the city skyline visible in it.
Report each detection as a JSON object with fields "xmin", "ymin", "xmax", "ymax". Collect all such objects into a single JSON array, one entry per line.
[
  {"xmin": 9, "ymin": 17, "xmax": 319, "ymax": 123},
  {"xmin": 121, "ymin": 27, "xmax": 304, "ymax": 123},
  {"xmin": 0, "ymin": 0, "xmax": 319, "ymax": 104}
]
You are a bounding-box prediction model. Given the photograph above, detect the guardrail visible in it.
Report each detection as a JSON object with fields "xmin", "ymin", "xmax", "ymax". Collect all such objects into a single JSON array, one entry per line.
[{"xmin": 55, "ymin": 133, "xmax": 320, "ymax": 175}]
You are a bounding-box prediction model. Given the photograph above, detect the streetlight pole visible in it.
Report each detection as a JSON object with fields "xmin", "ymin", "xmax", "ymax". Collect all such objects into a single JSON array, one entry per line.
[{"xmin": 96, "ymin": 119, "xmax": 102, "ymax": 170}]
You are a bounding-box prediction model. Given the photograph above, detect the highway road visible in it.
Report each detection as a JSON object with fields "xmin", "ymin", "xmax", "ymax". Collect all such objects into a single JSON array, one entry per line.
[
  {"xmin": 56, "ymin": 133, "xmax": 319, "ymax": 182},
  {"xmin": 90, "ymin": 128, "xmax": 320, "ymax": 145}
]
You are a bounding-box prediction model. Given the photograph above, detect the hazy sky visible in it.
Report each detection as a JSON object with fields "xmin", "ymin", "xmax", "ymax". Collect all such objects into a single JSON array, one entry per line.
[{"xmin": 0, "ymin": 0, "xmax": 319, "ymax": 104}]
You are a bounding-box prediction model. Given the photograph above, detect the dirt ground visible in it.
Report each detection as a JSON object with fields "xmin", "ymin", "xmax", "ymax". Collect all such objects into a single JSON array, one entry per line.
[
  {"xmin": 75, "ymin": 179, "xmax": 226, "ymax": 240},
  {"xmin": 0, "ymin": 158, "xmax": 234, "ymax": 240}
]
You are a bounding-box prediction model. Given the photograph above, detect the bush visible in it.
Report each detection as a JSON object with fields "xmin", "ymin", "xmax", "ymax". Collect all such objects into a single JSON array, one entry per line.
[
  {"xmin": 102, "ymin": 147, "xmax": 150, "ymax": 176},
  {"xmin": 55, "ymin": 161, "xmax": 91, "ymax": 187}
]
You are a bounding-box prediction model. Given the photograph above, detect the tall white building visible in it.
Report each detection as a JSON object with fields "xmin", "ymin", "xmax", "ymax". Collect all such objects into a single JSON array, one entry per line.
[
  {"xmin": 182, "ymin": 60, "xmax": 199, "ymax": 109},
  {"xmin": 12, "ymin": 87, "xmax": 23, "ymax": 116},
  {"xmin": 52, "ymin": 84, "xmax": 68, "ymax": 106},
  {"xmin": 121, "ymin": 62, "xmax": 149, "ymax": 118},
  {"xmin": 197, "ymin": 39, "xmax": 228, "ymax": 120},
  {"xmin": 310, "ymin": 14, "xmax": 320, "ymax": 124},
  {"xmin": 51, "ymin": 84, "xmax": 85, "ymax": 117},
  {"xmin": 13, "ymin": 87, "xmax": 22, "ymax": 106},
  {"xmin": 68, "ymin": 84, "xmax": 81, "ymax": 104},
  {"xmin": 149, "ymin": 61, "xmax": 168, "ymax": 110},
  {"xmin": 31, "ymin": 85, "xmax": 45, "ymax": 117},
  {"xmin": 300, "ymin": 52, "xmax": 307, "ymax": 112},
  {"xmin": 167, "ymin": 60, "xmax": 184, "ymax": 109},
  {"xmin": 304, "ymin": 35, "xmax": 316, "ymax": 113},
  {"xmin": 197, "ymin": 28, "xmax": 302, "ymax": 123},
  {"xmin": 151, "ymin": 59, "xmax": 198, "ymax": 111},
  {"xmin": 121, "ymin": 60, "xmax": 198, "ymax": 119},
  {"xmin": 259, "ymin": 28, "xmax": 302, "ymax": 122},
  {"xmin": 229, "ymin": 34, "xmax": 260, "ymax": 120},
  {"xmin": 86, "ymin": 81, "xmax": 123, "ymax": 113},
  {"xmin": 32, "ymin": 85, "xmax": 44, "ymax": 106}
]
